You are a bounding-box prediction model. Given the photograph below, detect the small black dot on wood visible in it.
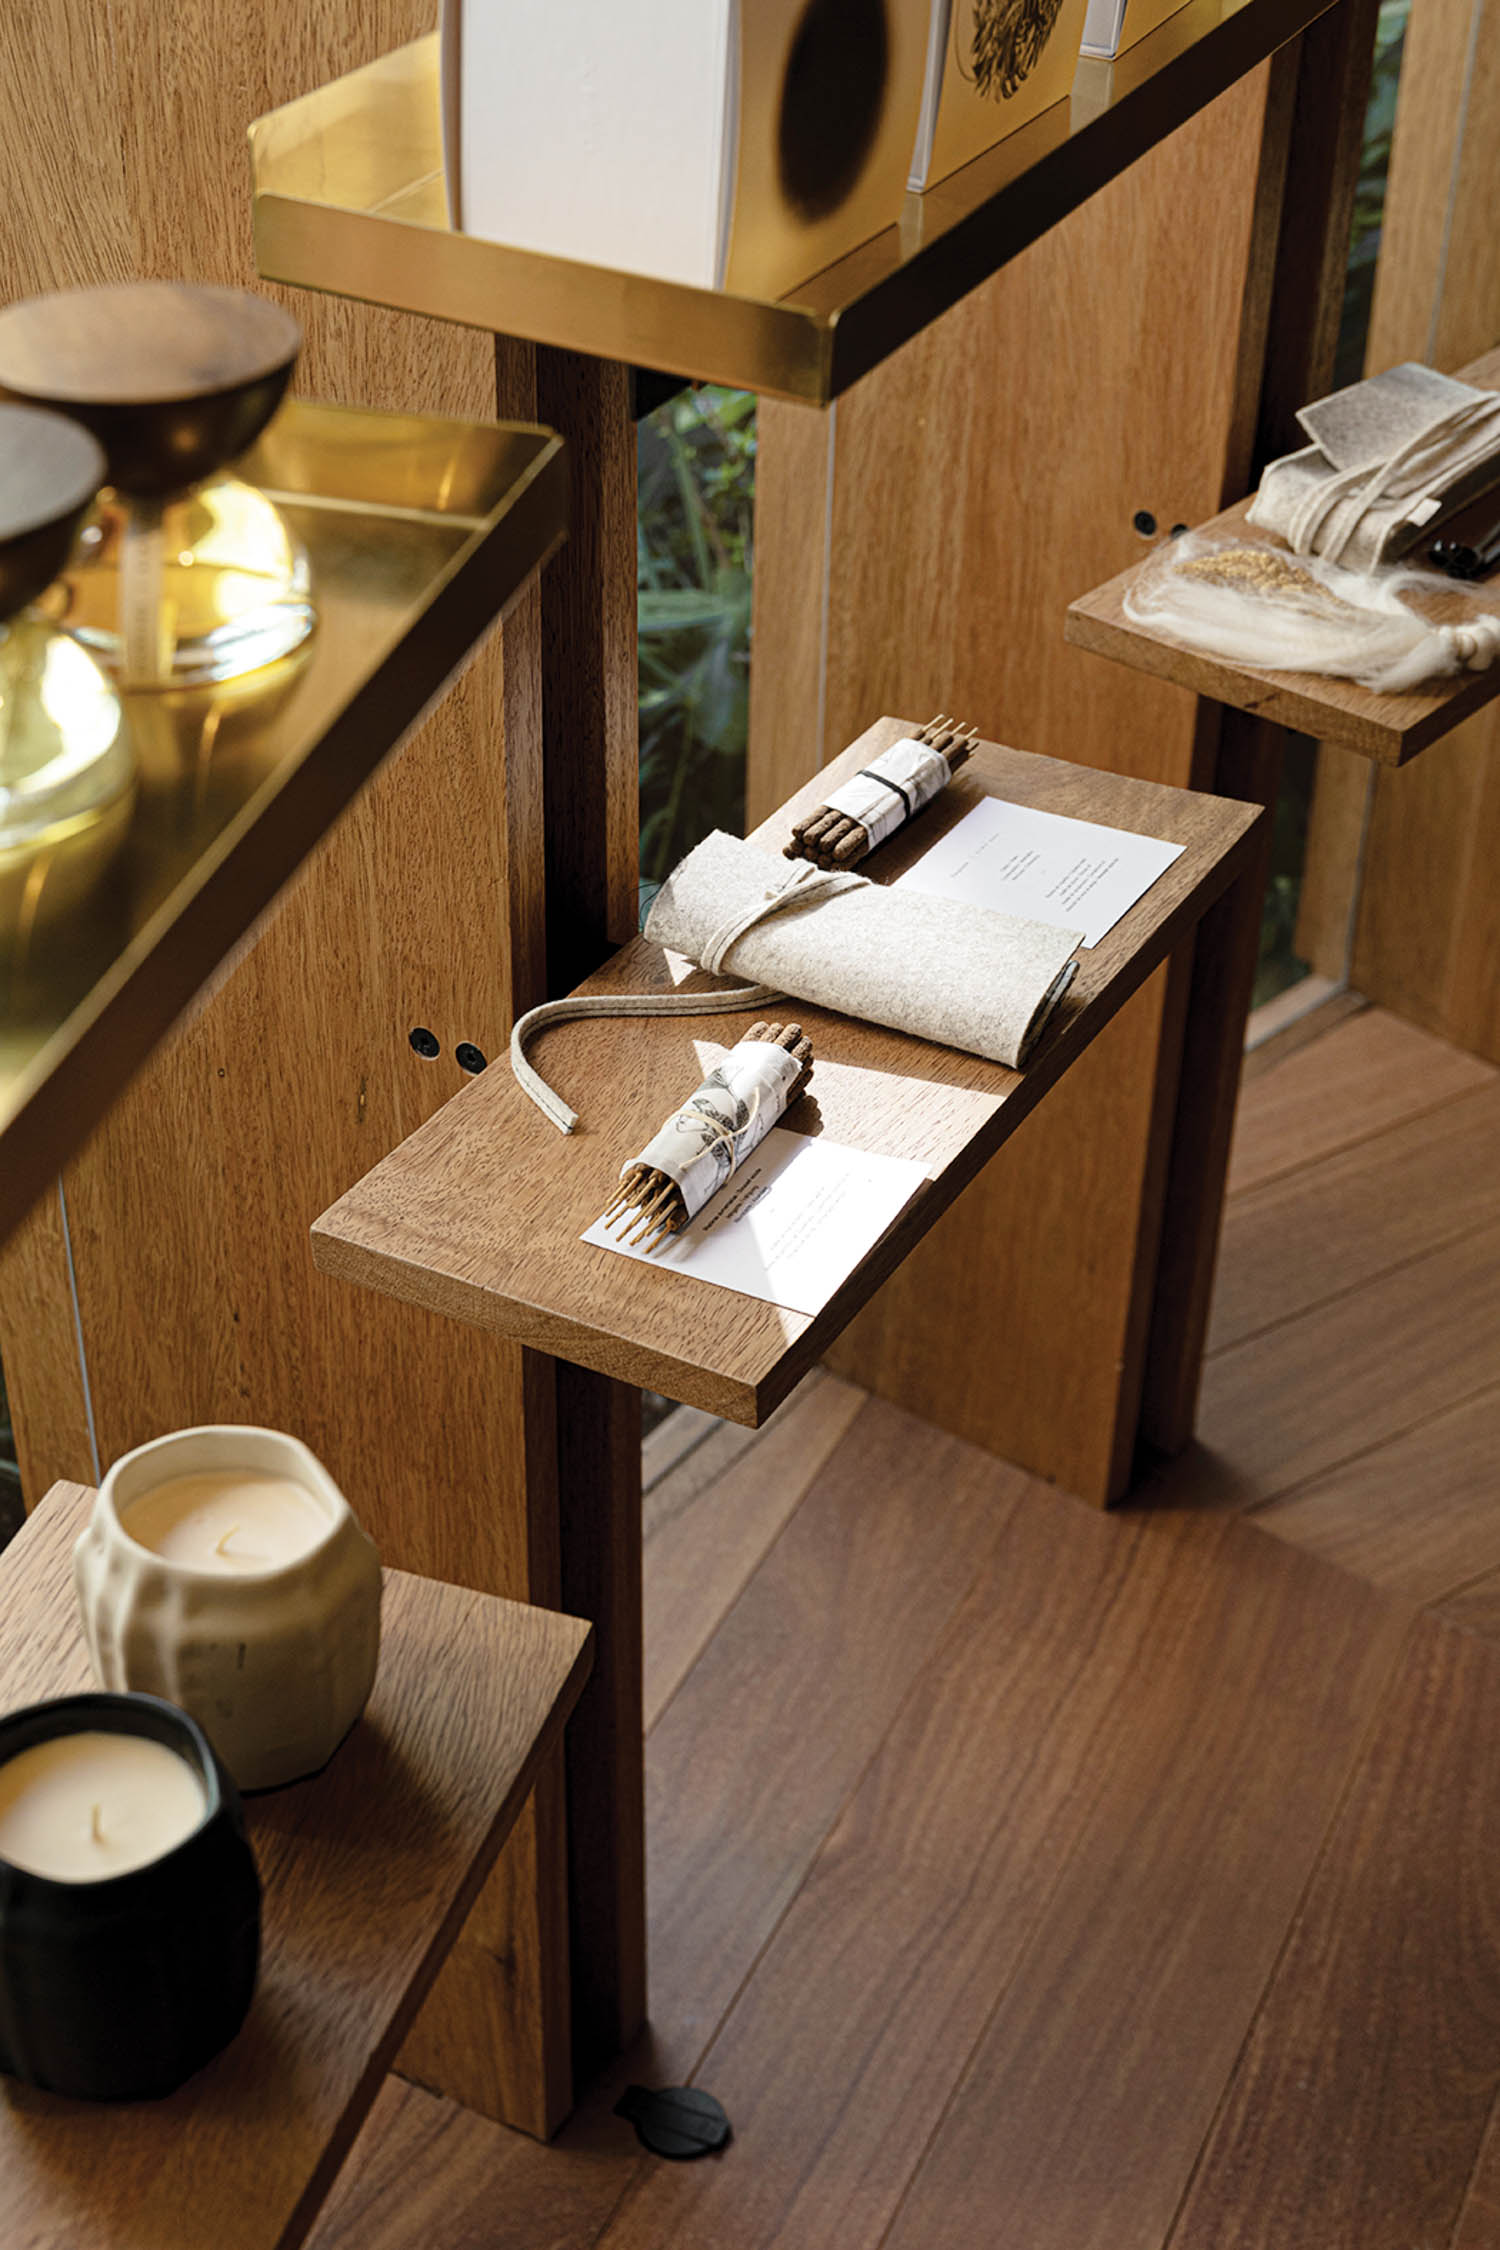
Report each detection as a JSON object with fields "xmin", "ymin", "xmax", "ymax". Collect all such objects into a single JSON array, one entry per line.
[
  {"xmin": 408, "ymin": 1027, "xmax": 440, "ymax": 1059},
  {"xmin": 455, "ymin": 1042, "xmax": 488, "ymax": 1074},
  {"xmin": 1133, "ymin": 510, "xmax": 1157, "ymax": 536}
]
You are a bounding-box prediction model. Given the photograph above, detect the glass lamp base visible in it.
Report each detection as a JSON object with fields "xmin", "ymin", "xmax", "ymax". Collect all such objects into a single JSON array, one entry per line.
[
  {"xmin": 65, "ymin": 474, "xmax": 315, "ymax": 690},
  {"xmin": 0, "ymin": 612, "xmax": 133, "ymax": 856}
]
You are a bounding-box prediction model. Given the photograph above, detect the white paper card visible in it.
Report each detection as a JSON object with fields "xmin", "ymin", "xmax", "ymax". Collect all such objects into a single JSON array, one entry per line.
[
  {"xmin": 582, "ymin": 1128, "xmax": 927, "ymax": 1317},
  {"xmin": 894, "ymin": 797, "xmax": 1184, "ymax": 948}
]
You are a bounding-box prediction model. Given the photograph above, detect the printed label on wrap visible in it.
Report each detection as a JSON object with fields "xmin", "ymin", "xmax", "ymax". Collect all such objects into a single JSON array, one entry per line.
[
  {"xmin": 627, "ymin": 1040, "xmax": 803, "ymax": 1220},
  {"xmin": 823, "ymin": 738, "xmax": 950, "ymax": 851}
]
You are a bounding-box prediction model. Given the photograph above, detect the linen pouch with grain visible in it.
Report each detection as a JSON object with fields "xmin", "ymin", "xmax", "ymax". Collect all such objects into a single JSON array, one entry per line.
[{"xmin": 1248, "ymin": 363, "xmax": 1500, "ymax": 572}]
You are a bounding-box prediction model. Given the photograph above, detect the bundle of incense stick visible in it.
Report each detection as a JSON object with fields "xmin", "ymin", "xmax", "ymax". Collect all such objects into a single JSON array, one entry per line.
[
  {"xmin": 601, "ymin": 1023, "xmax": 814, "ymax": 1254},
  {"xmin": 784, "ymin": 714, "xmax": 979, "ymax": 868}
]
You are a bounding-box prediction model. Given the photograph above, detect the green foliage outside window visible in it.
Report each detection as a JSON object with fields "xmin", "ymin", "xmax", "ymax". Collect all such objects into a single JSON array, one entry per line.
[{"xmin": 637, "ymin": 386, "xmax": 757, "ymax": 886}]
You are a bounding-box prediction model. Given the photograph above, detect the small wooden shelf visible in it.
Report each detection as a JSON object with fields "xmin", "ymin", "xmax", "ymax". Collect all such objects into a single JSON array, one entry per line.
[
  {"xmin": 250, "ymin": 0, "xmax": 1329, "ymax": 407},
  {"xmin": 311, "ymin": 718, "xmax": 1261, "ymax": 1424},
  {"xmin": 0, "ymin": 397, "xmax": 566, "ymax": 1245},
  {"xmin": 0, "ymin": 1478, "xmax": 591, "ymax": 2250},
  {"xmin": 1066, "ymin": 346, "xmax": 1500, "ymax": 766}
]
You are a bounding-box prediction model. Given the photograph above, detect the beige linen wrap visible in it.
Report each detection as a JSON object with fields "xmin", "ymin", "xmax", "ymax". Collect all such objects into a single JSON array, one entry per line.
[
  {"xmin": 645, "ymin": 832, "xmax": 1079, "ymax": 1068},
  {"xmin": 510, "ymin": 832, "xmax": 1081, "ymax": 1134}
]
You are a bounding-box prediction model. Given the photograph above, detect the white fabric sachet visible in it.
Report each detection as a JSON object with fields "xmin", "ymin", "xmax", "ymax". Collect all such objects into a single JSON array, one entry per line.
[
  {"xmin": 821, "ymin": 737, "xmax": 951, "ymax": 850},
  {"xmin": 1248, "ymin": 363, "xmax": 1500, "ymax": 571},
  {"xmin": 645, "ymin": 832, "xmax": 1081, "ymax": 1070},
  {"xmin": 629, "ymin": 1039, "xmax": 803, "ymax": 1221}
]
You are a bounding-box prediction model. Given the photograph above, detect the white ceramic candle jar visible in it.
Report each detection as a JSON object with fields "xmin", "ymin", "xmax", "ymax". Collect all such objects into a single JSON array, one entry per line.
[{"xmin": 75, "ymin": 1427, "xmax": 381, "ymax": 1791}]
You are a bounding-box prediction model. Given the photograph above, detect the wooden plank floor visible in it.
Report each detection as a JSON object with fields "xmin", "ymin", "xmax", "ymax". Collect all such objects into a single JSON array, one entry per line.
[{"xmin": 306, "ymin": 1000, "xmax": 1500, "ymax": 2250}]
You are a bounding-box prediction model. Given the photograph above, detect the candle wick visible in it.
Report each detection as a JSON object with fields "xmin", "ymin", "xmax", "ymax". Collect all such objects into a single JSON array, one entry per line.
[{"xmin": 90, "ymin": 1803, "xmax": 105, "ymax": 1845}]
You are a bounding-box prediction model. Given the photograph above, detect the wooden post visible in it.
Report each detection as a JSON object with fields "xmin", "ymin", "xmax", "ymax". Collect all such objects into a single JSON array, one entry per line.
[{"xmin": 1136, "ymin": 0, "xmax": 1381, "ymax": 1452}]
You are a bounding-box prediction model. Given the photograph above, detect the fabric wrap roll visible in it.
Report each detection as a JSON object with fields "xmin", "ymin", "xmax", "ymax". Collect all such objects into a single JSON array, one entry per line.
[
  {"xmin": 632, "ymin": 1040, "xmax": 802, "ymax": 1220},
  {"xmin": 822, "ymin": 737, "xmax": 950, "ymax": 849},
  {"xmin": 645, "ymin": 831, "xmax": 1081, "ymax": 1070}
]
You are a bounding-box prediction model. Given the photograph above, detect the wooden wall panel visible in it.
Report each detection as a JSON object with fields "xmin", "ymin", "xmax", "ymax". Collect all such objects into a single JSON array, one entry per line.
[
  {"xmin": 0, "ymin": 0, "xmax": 570, "ymax": 2136},
  {"xmin": 751, "ymin": 66, "xmax": 1286, "ymax": 1500},
  {"xmin": 1300, "ymin": 0, "xmax": 1500, "ymax": 1058}
]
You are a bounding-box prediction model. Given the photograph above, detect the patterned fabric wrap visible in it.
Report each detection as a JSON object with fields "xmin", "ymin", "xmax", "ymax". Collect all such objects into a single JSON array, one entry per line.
[
  {"xmin": 630, "ymin": 1039, "xmax": 804, "ymax": 1220},
  {"xmin": 822, "ymin": 738, "xmax": 951, "ymax": 850}
]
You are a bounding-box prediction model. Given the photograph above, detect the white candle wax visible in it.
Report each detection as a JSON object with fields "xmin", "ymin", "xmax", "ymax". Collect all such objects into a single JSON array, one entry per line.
[
  {"xmin": 0, "ymin": 1731, "xmax": 206, "ymax": 1882},
  {"xmin": 122, "ymin": 1469, "xmax": 329, "ymax": 1574}
]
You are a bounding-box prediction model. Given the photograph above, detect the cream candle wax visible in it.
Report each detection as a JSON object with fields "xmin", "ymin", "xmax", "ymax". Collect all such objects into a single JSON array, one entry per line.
[
  {"xmin": 0, "ymin": 1728, "xmax": 206, "ymax": 1881},
  {"xmin": 0, "ymin": 1693, "xmax": 261, "ymax": 2099},
  {"xmin": 124, "ymin": 1470, "xmax": 328, "ymax": 1574},
  {"xmin": 76, "ymin": 1427, "xmax": 381, "ymax": 1792}
]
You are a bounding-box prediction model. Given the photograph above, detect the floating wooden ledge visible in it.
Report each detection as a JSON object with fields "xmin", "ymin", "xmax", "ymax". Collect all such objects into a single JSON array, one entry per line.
[
  {"xmin": 1065, "ymin": 346, "xmax": 1500, "ymax": 767},
  {"xmin": 311, "ymin": 719, "xmax": 1261, "ymax": 1424},
  {"xmin": 0, "ymin": 1479, "xmax": 591, "ymax": 2250}
]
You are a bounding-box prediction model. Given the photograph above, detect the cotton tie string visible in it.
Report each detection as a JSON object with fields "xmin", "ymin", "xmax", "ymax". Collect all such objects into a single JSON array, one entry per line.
[
  {"xmin": 510, "ymin": 862, "xmax": 868, "ymax": 1133},
  {"xmin": 1283, "ymin": 393, "xmax": 1500, "ymax": 567}
]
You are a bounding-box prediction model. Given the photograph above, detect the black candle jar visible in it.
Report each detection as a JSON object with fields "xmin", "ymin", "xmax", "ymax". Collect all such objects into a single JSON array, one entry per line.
[{"xmin": 0, "ymin": 1691, "xmax": 260, "ymax": 2101}]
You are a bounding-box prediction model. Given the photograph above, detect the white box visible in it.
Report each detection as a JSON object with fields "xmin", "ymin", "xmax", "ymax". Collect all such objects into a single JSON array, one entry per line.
[{"xmin": 443, "ymin": 0, "xmax": 930, "ymax": 300}]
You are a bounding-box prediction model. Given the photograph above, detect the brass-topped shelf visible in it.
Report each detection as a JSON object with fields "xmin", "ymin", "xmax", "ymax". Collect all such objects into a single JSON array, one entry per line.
[
  {"xmin": 311, "ymin": 718, "xmax": 1261, "ymax": 1423},
  {"xmin": 1066, "ymin": 345, "xmax": 1500, "ymax": 766},
  {"xmin": 1, "ymin": 397, "xmax": 567, "ymax": 1243},
  {"xmin": 250, "ymin": 0, "xmax": 1334, "ymax": 407}
]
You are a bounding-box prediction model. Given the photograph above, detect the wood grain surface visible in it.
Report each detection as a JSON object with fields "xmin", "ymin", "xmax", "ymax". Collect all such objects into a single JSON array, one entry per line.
[
  {"xmin": 300, "ymin": 1001, "xmax": 1500, "ymax": 2250},
  {"xmin": 1368, "ymin": 0, "xmax": 1500, "ymax": 378},
  {"xmin": 1255, "ymin": 1378, "xmax": 1500, "ymax": 1607},
  {"xmin": 1066, "ymin": 342, "xmax": 1500, "ymax": 769},
  {"xmin": 1225, "ymin": 1002, "xmax": 1495, "ymax": 1193},
  {"xmin": 643, "ymin": 1371, "xmax": 864, "ymax": 1729},
  {"xmin": 0, "ymin": 0, "xmax": 602, "ymax": 2133},
  {"xmin": 1133, "ymin": 711, "xmax": 1280, "ymax": 1457},
  {"xmin": 1169, "ymin": 1612, "xmax": 1500, "ymax": 2250},
  {"xmin": 1208, "ymin": 1081, "xmax": 1500, "ymax": 1351},
  {"xmin": 311, "ymin": 719, "xmax": 1258, "ymax": 1424},
  {"xmin": 313, "ymin": 1391, "xmax": 1041, "ymax": 2250},
  {"xmin": 750, "ymin": 64, "xmax": 1288, "ymax": 1503},
  {"xmin": 1199, "ymin": 1217, "xmax": 1500, "ymax": 1498},
  {"xmin": 1292, "ymin": 740, "xmax": 1372, "ymax": 980},
  {"xmin": 1363, "ymin": 0, "xmax": 1486, "ymax": 375},
  {"xmin": 0, "ymin": 1480, "xmax": 591, "ymax": 2250}
]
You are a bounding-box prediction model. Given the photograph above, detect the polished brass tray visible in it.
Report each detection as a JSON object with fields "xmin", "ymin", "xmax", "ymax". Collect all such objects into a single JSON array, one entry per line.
[
  {"xmin": 249, "ymin": 0, "xmax": 1332, "ymax": 407},
  {"xmin": 1, "ymin": 397, "xmax": 566, "ymax": 1242}
]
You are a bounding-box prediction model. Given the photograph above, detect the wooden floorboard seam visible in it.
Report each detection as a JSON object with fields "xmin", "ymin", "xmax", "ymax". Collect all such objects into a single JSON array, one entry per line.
[
  {"xmin": 1220, "ymin": 1076, "xmax": 1500, "ymax": 1222},
  {"xmin": 1207, "ymin": 1148, "xmax": 1500, "ymax": 1364},
  {"xmin": 1241, "ymin": 1369, "xmax": 1500, "ymax": 1536},
  {"xmin": 1156, "ymin": 1607, "xmax": 1424, "ymax": 2250},
  {"xmin": 1224, "ymin": 1072, "xmax": 1496, "ymax": 1201}
]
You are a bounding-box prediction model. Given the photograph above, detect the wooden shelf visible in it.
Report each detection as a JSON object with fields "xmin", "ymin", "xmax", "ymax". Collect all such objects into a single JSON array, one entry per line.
[
  {"xmin": 0, "ymin": 397, "xmax": 566, "ymax": 1246},
  {"xmin": 310, "ymin": 718, "xmax": 1261, "ymax": 1424},
  {"xmin": 1066, "ymin": 346, "xmax": 1500, "ymax": 766},
  {"xmin": 250, "ymin": 0, "xmax": 1331, "ymax": 407},
  {"xmin": 0, "ymin": 1478, "xmax": 591, "ymax": 2250}
]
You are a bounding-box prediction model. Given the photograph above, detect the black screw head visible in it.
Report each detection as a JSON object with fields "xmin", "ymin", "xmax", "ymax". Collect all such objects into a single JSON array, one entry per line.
[
  {"xmin": 455, "ymin": 1042, "xmax": 488, "ymax": 1074},
  {"xmin": 409, "ymin": 1027, "xmax": 440, "ymax": 1059},
  {"xmin": 1133, "ymin": 510, "xmax": 1157, "ymax": 537}
]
